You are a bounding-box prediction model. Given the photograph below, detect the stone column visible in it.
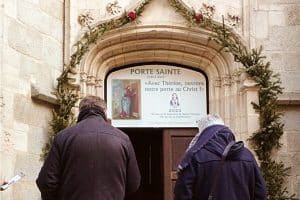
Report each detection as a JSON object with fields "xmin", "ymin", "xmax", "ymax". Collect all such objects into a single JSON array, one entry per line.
[
  {"xmin": 80, "ymin": 72, "xmax": 87, "ymax": 97},
  {"xmin": 239, "ymin": 74, "xmax": 259, "ymax": 143}
]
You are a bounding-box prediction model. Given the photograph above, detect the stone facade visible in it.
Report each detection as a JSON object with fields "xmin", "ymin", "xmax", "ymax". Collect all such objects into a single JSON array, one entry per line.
[
  {"xmin": 0, "ymin": 0, "xmax": 63, "ymax": 199},
  {"xmin": 0, "ymin": 0, "xmax": 299, "ymax": 199}
]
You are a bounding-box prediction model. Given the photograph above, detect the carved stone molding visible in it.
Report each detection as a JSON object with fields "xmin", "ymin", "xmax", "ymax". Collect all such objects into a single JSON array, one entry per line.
[
  {"xmin": 213, "ymin": 78, "xmax": 222, "ymax": 87},
  {"xmin": 95, "ymin": 79, "xmax": 103, "ymax": 88},
  {"xmin": 86, "ymin": 75, "xmax": 96, "ymax": 86},
  {"xmin": 80, "ymin": 72, "xmax": 88, "ymax": 82},
  {"xmin": 221, "ymin": 75, "xmax": 233, "ymax": 86}
]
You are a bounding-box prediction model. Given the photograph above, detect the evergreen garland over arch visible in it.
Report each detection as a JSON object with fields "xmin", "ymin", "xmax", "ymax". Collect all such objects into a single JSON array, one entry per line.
[{"xmin": 41, "ymin": 0, "xmax": 294, "ymax": 199}]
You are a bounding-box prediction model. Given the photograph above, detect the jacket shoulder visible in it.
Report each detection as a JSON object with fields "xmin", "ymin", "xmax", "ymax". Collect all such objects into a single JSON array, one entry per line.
[{"xmin": 193, "ymin": 147, "xmax": 255, "ymax": 163}]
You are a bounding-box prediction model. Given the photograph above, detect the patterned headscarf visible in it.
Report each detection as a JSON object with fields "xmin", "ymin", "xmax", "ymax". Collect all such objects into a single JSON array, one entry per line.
[{"xmin": 186, "ymin": 114, "xmax": 224, "ymax": 151}]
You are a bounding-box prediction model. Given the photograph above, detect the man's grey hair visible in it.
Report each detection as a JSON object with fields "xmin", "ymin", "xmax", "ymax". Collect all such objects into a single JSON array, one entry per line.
[{"xmin": 79, "ymin": 95, "xmax": 107, "ymax": 112}]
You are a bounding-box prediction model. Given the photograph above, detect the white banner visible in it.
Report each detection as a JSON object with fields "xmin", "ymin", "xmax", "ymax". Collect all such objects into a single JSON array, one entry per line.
[{"xmin": 106, "ymin": 64, "xmax": 207, "ymax": 127}]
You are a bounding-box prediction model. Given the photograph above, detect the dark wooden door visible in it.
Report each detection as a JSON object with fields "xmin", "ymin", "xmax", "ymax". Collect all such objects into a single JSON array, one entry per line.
[{"xmin": 163, "ymin": 128, "xmax": 198, "ymax": 200}]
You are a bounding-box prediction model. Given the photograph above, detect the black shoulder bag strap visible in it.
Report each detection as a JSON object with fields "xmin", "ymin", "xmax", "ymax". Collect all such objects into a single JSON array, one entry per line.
[{"xmin": 208, "ymin": 141, "xmax": 236, "ymax": 200}]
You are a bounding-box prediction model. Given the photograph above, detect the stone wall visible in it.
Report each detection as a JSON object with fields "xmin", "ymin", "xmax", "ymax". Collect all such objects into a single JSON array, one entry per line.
[
  {"xmin": 0, "ymin": 0, "xmax": 64, "ymax": 199},
  {"xmin": 251, "ymin": 0, "xmax": 300, "ymax": 197}
]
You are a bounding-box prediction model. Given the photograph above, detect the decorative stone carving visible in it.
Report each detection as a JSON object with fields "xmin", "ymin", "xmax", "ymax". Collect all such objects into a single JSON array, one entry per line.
[
  {"xmin": 95, "ymin": 79, "xmax": 103, "ymax": 88},
  {"xmin": 222, "ymin": 75, "xmax": 233, "ymax": 86},
  {"xmin": 200, "ymin": 3, "xmax": 215, "ymax": 18},
  {"xmin": 78, "ymin": 12, "xmax": 94, "ymax": 28},
  {"xmin": 106, "ymin": 1, "xmax": 122, "ymax": 15},
  {"xmin": 80, "ymin": 72, "xmax": 88, "ymax": 82},
  {"xmin": 86, "ymin": 75, "xmax": 96, "ymax": 86},
  {"xmin": 213, "ymin": 78, "xmax": 222, "ymax": 87},
  {"xmin": 226, "ymin": 13, "xmax": 241, "ymax": 27}
]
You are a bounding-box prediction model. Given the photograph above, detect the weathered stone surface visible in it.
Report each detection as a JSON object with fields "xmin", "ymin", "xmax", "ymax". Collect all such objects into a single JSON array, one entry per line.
[
  {"xmin": 287, "ymin": 132, "xmax": 300, "ymax": 152},
  {"xmin": 278, "ymin": 92, "xmax": 300, "ymax": 105},
  {"xmin": 3, "ymin": 46, "xmax": 21, "ymax": 70},
  {"xmin": 14, "ymin": 152, "xmax": 41, "ymax": 182},
  {"xmin": 27, "ymin": 126, "xmax": 47, "ymax": 155},
  {"xmin": 254, "ymin": 11, "xmax": 269, "ymax": 39},
  {"xmin": 7, "ymin": 18, "xmax": 43, "ymax": 60},
  {"xmin": 31, "ymin": 84, "xmax": 58, "ymax": 105},
  {"xmin": 280, "ymin": 106, "xmax": 300, "ymax": 130},
  {"xmin": 4, "ymin": 0, "xmax": 17, "ymax": 18},
  {"xmin": 264, "ymin": 26, "xmax": 300, "ymax": 51},
  {"xmin": 42, "ymin": 37, "xmax": 63, "ymax": 69},
  {"xmin": 13, "ymin": 94, "xmax": 52, "ymax": 127},
  {"xmin": 286, "ymin": 5, "xmax": 300, "ymax": 25},
  {"xmin": 280, "ymin": 72, "xmax": 300, "ymax": 91},
  {"xmin": 13, "ymin": 122, "xmax": 29, "ymax": 152},
  {"xmin": 39, "ymin": 0, "xmax": 63, "ymax": 20},
  {"xmin": 269, "ymin": 11, "xmax": 286, "ymax": 26},
  {"xmin": 17, "ymin": 0, "xmax": 63, "ymax": 42}
]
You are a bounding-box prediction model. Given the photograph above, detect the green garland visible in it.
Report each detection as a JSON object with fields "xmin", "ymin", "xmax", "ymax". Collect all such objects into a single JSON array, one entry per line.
[{"xmin": 42, "ymin": 0, "xmax": 294, "ymax": 199}]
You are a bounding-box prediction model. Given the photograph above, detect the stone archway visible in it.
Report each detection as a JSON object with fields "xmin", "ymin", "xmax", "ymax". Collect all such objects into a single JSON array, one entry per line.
[{"xmin": 79, "ymin": 25, "xmax": 245, "ymax": 124}]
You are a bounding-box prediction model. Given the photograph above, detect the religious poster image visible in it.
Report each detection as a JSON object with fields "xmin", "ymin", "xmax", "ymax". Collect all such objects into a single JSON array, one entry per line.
[
  {"xmin": 170, "ymin": 93, "xmax": 180, "ymax": 108},
  {"xmin": 111, "ymin": 79, "xmax": 141, "ymax": 120}
]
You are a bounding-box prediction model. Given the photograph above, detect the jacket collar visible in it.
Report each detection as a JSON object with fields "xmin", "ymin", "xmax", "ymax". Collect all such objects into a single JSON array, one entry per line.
[{"xmin": 77, "ymin": 106, "xmax": 107, "ymax": 123}]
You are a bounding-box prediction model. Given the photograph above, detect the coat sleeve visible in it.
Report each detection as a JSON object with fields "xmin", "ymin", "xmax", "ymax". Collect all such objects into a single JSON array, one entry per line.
[
  {"xmin": 36, "ymin": 137, "xmax": 61, "ymax": 200},
  {"xmin": 174, "ymin": 156, "xmax": 197, "ymax": 200},
  {"xmin": 125, "ymin": 140, "xmax": 141, "ymax": 195},
  {"xmin": 253, "ymin": 161, "xmax": 267, "ymax": 200}
]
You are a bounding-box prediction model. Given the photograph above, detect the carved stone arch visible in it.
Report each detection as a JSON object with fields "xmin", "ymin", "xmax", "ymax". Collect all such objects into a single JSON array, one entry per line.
[{"xmin": 79, "ymin": 25, "xmax": 243, "ymax": 127}]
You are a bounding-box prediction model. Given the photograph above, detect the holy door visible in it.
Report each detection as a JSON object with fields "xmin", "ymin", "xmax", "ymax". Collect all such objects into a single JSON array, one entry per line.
[{"xmin": 163, "ymin": 128, "xmax": 198, "ymax": 200}]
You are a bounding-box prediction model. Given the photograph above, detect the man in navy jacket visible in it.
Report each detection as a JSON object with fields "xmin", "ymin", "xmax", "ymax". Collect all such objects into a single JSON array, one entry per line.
[
  {"xmin": 174, "ymin": 114, "xmax": 266, "ymax": 200},
  {"xmin": 36, "ymin": 96, "xmax": 141, "ymax": 200}
]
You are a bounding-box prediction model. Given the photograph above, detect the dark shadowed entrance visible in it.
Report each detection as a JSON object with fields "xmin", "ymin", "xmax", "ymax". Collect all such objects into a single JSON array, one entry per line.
[
  {"xmin": 122, "ymin": 128, "xmax": 198, "ymax": 200},
  {"xmin": 123, "ymin": 128, "xmax": 164, "ymax": 200}
]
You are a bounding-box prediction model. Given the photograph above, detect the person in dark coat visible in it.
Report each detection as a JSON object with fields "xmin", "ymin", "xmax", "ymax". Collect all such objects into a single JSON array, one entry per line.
[
  {"xmin": 36, "ymin": 95, "xmax": 141, "ymax": 200},
  {"xmin": 174, "ymin": 114, "xmax": 266, "ymax": 200}
]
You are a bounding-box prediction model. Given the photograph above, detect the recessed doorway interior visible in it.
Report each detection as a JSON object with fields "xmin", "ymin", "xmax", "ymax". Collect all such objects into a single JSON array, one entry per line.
[{"xmin": 122, "ymin": 128, "xmax": 164, "ymax": 200}]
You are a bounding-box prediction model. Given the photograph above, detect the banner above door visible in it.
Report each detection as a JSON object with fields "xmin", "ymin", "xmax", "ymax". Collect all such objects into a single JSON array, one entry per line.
[{"xmin": 106, "ymin": 64, "xmax": 207, "ymax": 127}]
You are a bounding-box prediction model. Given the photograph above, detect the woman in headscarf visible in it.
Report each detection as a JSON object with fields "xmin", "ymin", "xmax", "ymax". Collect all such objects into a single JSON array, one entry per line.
[{"xmin": 174, "ymin": 114, "xmax": 266, "ymax": 200}]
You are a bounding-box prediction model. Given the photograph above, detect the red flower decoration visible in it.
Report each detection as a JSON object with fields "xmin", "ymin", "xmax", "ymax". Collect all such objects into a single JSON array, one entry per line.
[
  {"xmin": 127, "ymin": 11, "xmax": 136, "ymax": 21},
  {"xmin": 194, "ymin": 13, "xmax": 203, "ymax": 23}
]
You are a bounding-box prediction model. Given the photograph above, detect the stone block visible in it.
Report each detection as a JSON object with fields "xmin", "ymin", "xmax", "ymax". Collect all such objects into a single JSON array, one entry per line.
[
  {"xmin": 281, "ymin": 106, "xmax": 300, "ymax": 130},
  {"xmin": 7, "ymin": 19, "xmax": 43, "ymax": 60},
  {"xmin": 2, "ymin": 73, "xmax": 31, "ymax": 96},
  {"xmin": 17, "ymin": 0, "xmax": 63, "ymax": 42},
  {"xmin": 282, "ymin": 53, "xmax": 300, "ymax": 71},
  {"xmin": 27, "ymin": 126, "xmax": 47, "ymax": 155},
  {"xmin": 1, "ymin": 90, "xmax": 14, "ymax": 128},
  {"xmin": 13, "ymin": 94, "xmax": 52, "ymax": 127},
  {"xmin": 269, "ymin": 11, "xmax": 286, "ymax": 26},
  {"xmin": 31, "ymin": 84, "xmax": 58, "ymax": 105},
  {"xmin": 39, "ymin": 0, "xmax": 63, "ymax": 20},
  {"xmin": 12, "ymin": 182, "xmax": 41, "ymax": 200},
  {"xmin": 4, "ymin": 0, "xmax": 17, "ymax": 18},
  {"xmin": 13, "ymin": 122, "xmax": 29, "ymax": 152},
  {"xmin": 278, "ymin": 92, "xmax": 300, "ymax": 105},
  {"xmin": 3, "ymin": 46, "xmax": 21, "ymax": 69},
  {"xmin": 14, "ymin": 153, "xmax": 42, "ymax": 182},
  {"xmin": 264, "ymin": 26, "xmax": 300, "ymax": 51},
  {"xmin": 281, "ymin": 72, "xmax": 300, "ymax": 91},
  {"xmin": 254, "ymin": 11, "xmax": 269, "ymax": 39},
  {"xmin": 286, "ymin": 5, "xmax": 300, "ymax": 26},
  {"xmin": 42, "ymin": 37, "xmax": 63, "ymax": 69},
  {"xmin": 287, "ymin": 132, "xmax": 300, "ymax": 152}
]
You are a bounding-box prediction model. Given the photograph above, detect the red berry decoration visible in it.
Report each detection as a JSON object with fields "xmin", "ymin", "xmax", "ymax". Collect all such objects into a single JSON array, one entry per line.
[
  {"xmin": 194, "ymin": 13, "xmax": 203, "ymax": 23},
  {"xmin": 127, "ymin": 11, "xmax": 136, "ymax": 21}
]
